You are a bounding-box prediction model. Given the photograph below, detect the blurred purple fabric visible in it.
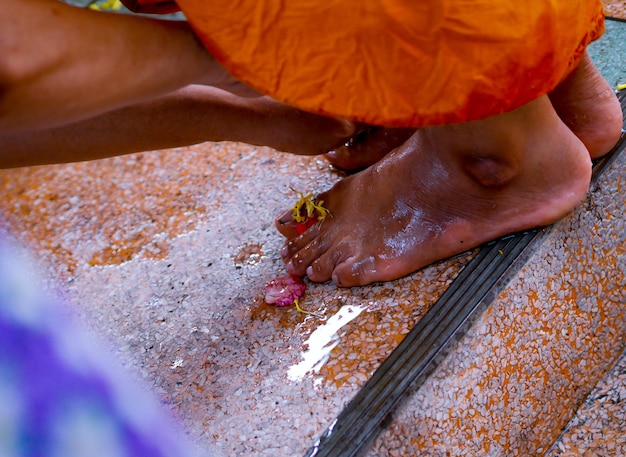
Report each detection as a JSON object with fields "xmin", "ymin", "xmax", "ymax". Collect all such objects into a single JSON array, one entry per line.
[{"xmin": 0, "ymin": 238, "xmax": 207, "ymax": 457}]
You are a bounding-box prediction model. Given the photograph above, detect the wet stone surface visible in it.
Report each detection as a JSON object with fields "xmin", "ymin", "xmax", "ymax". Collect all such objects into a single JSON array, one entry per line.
[
  {"xmin": 0, "ymin": 144, "xmax": 473, "ymax": 456},
  {"xmin": 367, "ymin": 140, "xmax": 626, "ymax": 457}
]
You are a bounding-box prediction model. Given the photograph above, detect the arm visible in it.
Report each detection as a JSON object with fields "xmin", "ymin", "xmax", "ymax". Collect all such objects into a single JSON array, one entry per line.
[
  {"xmin": 0, "ymin": 0, "xmax": 359, "ymax": 168},
  {"xmin": 0, "ymin": 85, "xmax": 358, "ymax": 168},
  {"xmin": 0, "ymin": 0, "xmax": 232, "ymax": 133}
]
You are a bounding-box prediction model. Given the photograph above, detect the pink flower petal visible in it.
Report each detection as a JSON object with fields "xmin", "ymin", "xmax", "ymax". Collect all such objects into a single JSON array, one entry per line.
[{"xmin": 265, "ymin": 274, "xmax": 306, "ymax": 307}]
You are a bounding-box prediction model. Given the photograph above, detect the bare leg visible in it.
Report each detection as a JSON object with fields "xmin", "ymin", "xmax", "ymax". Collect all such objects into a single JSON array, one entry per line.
[
  {"xmin": 549, "ymin": 51, "xmax": 623, "ymax": 159},
  {"xmin": 324, "ymin": 51, "xmax": 622, "ymax": 173},
  {"xmin": 277, "ymin": 95, "xmax": 592, "ymax": 286}
]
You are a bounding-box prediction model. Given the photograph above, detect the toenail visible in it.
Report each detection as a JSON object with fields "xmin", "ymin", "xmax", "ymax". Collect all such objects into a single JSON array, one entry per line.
[
  {"xmin": 306, "ymin": 266, "xmax": 314, "ymax": 277},
  {"xmin": 281, "ymin": 246, "xmax": 288, "ymax": 258}
]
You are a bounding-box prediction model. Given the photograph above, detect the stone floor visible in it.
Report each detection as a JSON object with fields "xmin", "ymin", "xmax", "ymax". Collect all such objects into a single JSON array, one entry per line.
[
  {"xmin": 604, "ymin": 0, "xmax": 626, "ymax": 19},
  {"xmin": 0, "ymin": 10, "xmax": 625, "ymax": 457}
]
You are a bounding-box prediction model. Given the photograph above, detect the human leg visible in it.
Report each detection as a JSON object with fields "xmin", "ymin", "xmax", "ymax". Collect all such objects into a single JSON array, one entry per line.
[
  {"xmin": 323, "ymin": 51, "xmax": 623, "ymax": 173},
  {"xmin": 549, "ymin": 51, "xmax": 623, "ymax": 159}
]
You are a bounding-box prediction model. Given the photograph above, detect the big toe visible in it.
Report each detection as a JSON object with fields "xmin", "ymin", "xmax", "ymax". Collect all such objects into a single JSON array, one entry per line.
[
  {"xmin": 324, "ymin": 146, "xmax": 364, "ymax": 172},
  {"xmin": 275, "ymin": 209, "xmax": 299, "ymax": 238}
]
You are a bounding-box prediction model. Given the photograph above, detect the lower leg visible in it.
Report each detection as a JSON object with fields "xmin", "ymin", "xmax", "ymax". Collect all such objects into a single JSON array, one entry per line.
[
  {"xmin": 549, "ymin": 51, "xmax": 623, "ymax": 159},
  {"xmin": 323, "ymin": 51, "xmax": 623, "ymax": 174}
]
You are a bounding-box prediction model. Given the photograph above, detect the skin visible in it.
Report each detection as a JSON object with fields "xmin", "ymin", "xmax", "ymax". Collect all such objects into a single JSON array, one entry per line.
[
  {"xmin": 277, "ymin": 52, "xmax": 623, "ymax": 287},
  {"xmin": 1, "ymin": 0, "xmax": 223, "ymax": 132},
  {"xmin": 323, "ymin": 52, "xmax": 623, "ymax": 170},
  {"xmin": 324, "ymin": 127, "xmax": 415, "ymax": 172},
  {"xmin": 0, "ymin": 86, "xmax": 357, "ymax": 167},
  {"xmin": 0, "ymin": 0, "xmax": 357, "ymax": 168}
]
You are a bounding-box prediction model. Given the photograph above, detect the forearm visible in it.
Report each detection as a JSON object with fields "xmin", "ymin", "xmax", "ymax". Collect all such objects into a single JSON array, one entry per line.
[
  {"xmin": 0, "ymin": 85, "xmax": 358, "ymax": 169},
  {"xmin": 0, "ymin": 0, "xmax": 229, "ymax": 133},
  {"xmin": 0, "ymin": 86, "xmax": 262, "ymax": 168}
]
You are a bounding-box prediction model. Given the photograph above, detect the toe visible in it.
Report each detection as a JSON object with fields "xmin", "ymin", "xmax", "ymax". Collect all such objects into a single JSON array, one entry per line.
[
  {"xmin": 275, "ymin": 209, "xmax": 300, "ymax": 238},
  {"xmin": 281, "ymin": 223, "xmax": 321, "ymax": 259},
  {"xmin": 324, "ymin": 146, "xmax": 361, "ymax": 172},
  {"xmin": 331, "ymin": 254, "xmax": 383, "ymax": 287},
  {"xmin": 305, "ymin": 250, "xmax": 341, "ymax": 283},
  {"xmin": 283, "ymin": 230, "xmax": 329, "ymax": 277},
  {"xmin": 285, "ymin": 250, "xmax": 311, "ymax": 276},
  {"xmin": 325, "ymin": 127, "xmax": 415, "ymax": 172}
]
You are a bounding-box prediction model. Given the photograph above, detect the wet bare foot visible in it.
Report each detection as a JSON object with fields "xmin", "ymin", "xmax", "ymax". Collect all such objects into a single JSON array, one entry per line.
[
  {"xmin": 324, "ymin": 127, "xmax": 415, "ymax": 172},
  {"xmin": 276, "ymin": 95, "xmax": 592, "ymax": 286},
  {"xmin": 549, "ymin": 51, "xmax": 623, "ymax": 159}
]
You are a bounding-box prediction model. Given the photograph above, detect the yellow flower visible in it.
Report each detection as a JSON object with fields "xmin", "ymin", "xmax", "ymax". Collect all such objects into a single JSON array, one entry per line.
[
  {"xmin": 290, "ymin": 189, "xmax": 330, "ymax": 224},
  {"xmin": 88, "ymin": 0, "xmax": 123, "ymax": 11}
]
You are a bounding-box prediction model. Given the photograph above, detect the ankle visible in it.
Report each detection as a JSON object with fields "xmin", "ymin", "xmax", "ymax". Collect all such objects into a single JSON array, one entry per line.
[
  {"xmin": 461, "ymin": 155, "xmax": 521, "ymax": 188},
  {"xmin": 432, "ymin": 96, "xmax": 591, "ymax": 199},
  {"xmin": 430, "ymin": 119, "xmax": 527, "ymax": 189}
]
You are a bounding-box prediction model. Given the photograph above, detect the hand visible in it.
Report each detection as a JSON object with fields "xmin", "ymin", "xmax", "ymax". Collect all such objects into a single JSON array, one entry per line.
[{"xmin": 244, "ymin": 96, "xmax": 362, "ymax": 156}]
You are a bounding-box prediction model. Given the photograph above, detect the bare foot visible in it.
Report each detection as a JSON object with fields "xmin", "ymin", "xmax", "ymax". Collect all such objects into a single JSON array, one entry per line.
[
  {"xmin": 276, "ymin": 95, "xmax": 592, "ymax": 286},
  {"xmin": 324, "ymin": 127, "xmax": 415, "ymax": 172},
  {"xmin": 549, "ymin": 51, "xmax": 623, "ymax": 159}
]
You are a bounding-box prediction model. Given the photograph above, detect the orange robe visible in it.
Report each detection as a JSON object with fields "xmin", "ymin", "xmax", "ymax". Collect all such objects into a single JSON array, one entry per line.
[{"xmin": 122, "ymin": 0, "xmax": 605, "ymax": 127}]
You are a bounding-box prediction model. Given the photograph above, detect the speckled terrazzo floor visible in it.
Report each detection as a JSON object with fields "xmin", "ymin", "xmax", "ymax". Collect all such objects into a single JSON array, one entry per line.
[
  {"xmin": 604, "ymin": 0, "xmax": 626, "ymax": 19},
  {"xmin": 545, "ymin": 347, "xmax": 626, "ymax": 456},
  {"xmin": 365, "ymin": 142, "xmax": 626, "ymax": 456},
  {"xmin": 1, "ymin": 12, "xmax": 625, "ymax": 457},
  {"xmin": 0, "ymin": 138, "xmax": 475, "ymax": 456}
]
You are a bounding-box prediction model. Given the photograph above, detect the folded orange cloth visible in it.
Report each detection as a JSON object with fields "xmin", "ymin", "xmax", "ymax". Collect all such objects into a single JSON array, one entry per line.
[{"xmin": 128, "ymin": 0, "xmax": 606, "ymax": 127}]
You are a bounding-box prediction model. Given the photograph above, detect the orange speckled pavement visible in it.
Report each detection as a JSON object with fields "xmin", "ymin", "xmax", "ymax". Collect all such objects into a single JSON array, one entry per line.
[
  {"xmin": 0, "ymin": 143, "xmax": 474, "ymax": 455},
  {"xmin": 1, "ymin": 12, "xmax": 625, "ymax": 457},
  {"xmin": 604, "ymin": 0, "xmax": 626, "ymax": 19}
]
